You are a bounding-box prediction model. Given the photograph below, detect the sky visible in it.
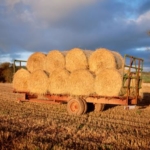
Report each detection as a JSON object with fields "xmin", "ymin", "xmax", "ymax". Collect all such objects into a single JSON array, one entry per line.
[{"xmin": 0, "ymin": 0, "xmax": 150, "ymax": 71}]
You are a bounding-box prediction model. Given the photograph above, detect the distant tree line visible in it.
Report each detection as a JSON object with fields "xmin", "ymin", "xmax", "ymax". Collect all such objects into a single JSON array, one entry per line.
[{"xmin": 0, "ymin": 62, "xmax": 26, "ymax": 83}]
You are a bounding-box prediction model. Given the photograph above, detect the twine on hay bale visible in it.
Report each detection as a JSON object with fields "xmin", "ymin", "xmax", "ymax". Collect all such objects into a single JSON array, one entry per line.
[
  {"xmin": 12, "ymin": 68, "xmax": 30, "ymax": 92},
  {"xmin": 28, "ymin": 70, "xmax": 48, "ymax": 95},
  {"xmin": 48, "ymin": 69, "xmax": 70, "ymax": 94},
  {"xmin": 89, "ymin": 48, "xmax": 123, "ymax": 74},
  {"xmin": 65, "ymin": 48, "xmax": 88, "ymax": 72},
  {"xmin": 68, "ymin": 69, "xmax": 94, "ymax": 96},
  {"xmin": 44, "ymin": 50, "xmax": 65, "ymax": 74},
  {"xmin": 95, "ymin": 69, "xmax": 123, "ymax": 96},
  {"xmin": 26, "ymin": 52, "xmax": 46, "ymax": 73}
]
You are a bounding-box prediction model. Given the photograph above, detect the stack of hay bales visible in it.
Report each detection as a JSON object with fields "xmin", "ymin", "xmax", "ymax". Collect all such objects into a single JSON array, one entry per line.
[
  {"xmin": 89, "ymin": 48, "xmax": 124, "ymax": 96},
  {"xmin": 13, "ymin": 48, "xmax": 124, "ymax": 97}
]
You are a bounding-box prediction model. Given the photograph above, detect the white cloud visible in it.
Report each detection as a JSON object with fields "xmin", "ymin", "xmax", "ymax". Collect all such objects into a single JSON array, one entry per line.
[
  {"xmin": 137, "ymin": 10, "xmax": 150, "ymax": 24},
  {"xmin": 0, "ymin": 54, "xmax": 12, "ymax": 63}
]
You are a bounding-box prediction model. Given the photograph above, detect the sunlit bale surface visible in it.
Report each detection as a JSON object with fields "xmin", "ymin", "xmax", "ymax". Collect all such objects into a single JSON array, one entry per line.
[
  {"xmin": 95, "ymin": 69, "xmax": 123, "ymax": 96},
  {"xmin": 26, "ymin": 52, "xmax": 46, "ymax": 73},
  {"xmin": 89, "ymin": 48, "xmax": 123, "ymax": 74},
  {"xmin": 44, "ymin": 50, "xmax": 65, "ymax": 74},
  {"xmin": 12, "ymin": 68, "xmax": 30, "ymax": 92},
  {"xmin": 28, "ymin": 69, "xmax": 48, "ymax": 95},
  {"xmin": 65, "ymin": 48, "xmax": 88, "ymax": 72},
  {"xmin": 68, "ymin": 69, "xmax": 94, "ymax": 96},
  {"xmin": 48, "ymin": 69, "xmax": 70, "ymax": 94}
]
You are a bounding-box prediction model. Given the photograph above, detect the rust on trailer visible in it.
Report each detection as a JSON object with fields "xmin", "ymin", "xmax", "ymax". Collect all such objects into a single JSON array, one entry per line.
[
  {"xmin": 45, "ymin": 94, "xmax": 71, "ymax": 102},
  {"xmin": 15, "ymin": 91, "xmax": 139, "ymax": 106},
  {"xmin": 85, "ymin": 96, "xmax": 138, "ymax": 105},
  {"xmin": 18, "ymin": 98, "xmax": 62, "ymax": 104}
]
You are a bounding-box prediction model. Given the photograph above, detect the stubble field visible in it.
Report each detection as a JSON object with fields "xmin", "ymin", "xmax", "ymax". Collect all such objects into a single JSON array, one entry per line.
[{"xmin": 0, "ymin": 83, "xmax": 150, "ymax": 150}]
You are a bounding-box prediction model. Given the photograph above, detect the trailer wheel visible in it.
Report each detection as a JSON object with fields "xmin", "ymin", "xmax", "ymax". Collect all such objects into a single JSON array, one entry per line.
[
  {"xmin": 94, "ymin": 103, "xmax": 105, "ymax": 112},
  {"xmin": 67, "ymin": 98, "xmax": 85, "ymax": 115},
  {"xmin": 82, "ymin": 99, "xmax": 87, "ymax": 114}
]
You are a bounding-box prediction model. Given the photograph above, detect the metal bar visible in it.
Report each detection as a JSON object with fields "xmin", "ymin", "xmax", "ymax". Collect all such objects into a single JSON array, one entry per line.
[
  {"xmin": 19, "ymin": 99, "xmax": 62, "ymax": 104},
  {"xmin": 124, "ymin": 54, "xmax": 144, "ymax": 61},
  {"xmin": 124, "ymin": 65, "xmax": 143, "ymax": 70},
  {"xmin": 14, "ymin": 59, "xmax": 27, "ymax": 62},
  {"xmin": 85, "ymin": 97, "xmax": 134, "ymax": 105},
  {"xmin": 13, "ymin": 59, "xmax": 27, "ymax": 73},
  {"xmin": 45, "ymin": 94, "xmax": 71, "ymax": 102}
]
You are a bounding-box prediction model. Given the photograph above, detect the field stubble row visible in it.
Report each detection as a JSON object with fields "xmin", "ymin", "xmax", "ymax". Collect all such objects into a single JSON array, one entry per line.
[{"xmin": 0, "ymin": 83, "xmax": 150, "ymax": 149}]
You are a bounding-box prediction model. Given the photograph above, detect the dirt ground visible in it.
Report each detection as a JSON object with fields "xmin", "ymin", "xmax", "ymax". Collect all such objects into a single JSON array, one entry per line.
[{"xmin": 0, "ymin": 83, "xmax": 150, "ymax": 150}]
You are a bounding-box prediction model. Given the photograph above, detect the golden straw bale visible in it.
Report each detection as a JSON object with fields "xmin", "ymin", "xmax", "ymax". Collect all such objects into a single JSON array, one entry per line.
[
  {"xmin": 89, "ymin": 48, "xmax": 123, "ymax": 74},
  {"xmin": 48, "ymin": 69, "xmax": 70, "ymax": 94},
  {"xmin": 26, "ymin": 52, "xmax": 46, "ymax": 73},
  {"xmin": 68, "ymin": 69, "xmax": 94, "ymax": 96},
  {"xmin": 44, "ymin": 50, "xmax": 65, "ymax": 74},
  {"xmin": 28, "ymin": 70, "xmax": 48, "ymax": 95},
  {"xmin": 12, "ymin": 68, "xmax": 30, "ymax": 92},
  {"xmin": 95, "ymin": 69, "xmax": 122, "ymax": 96},
  {"xmin": 66, "ymin": 48, "xmax": 88, "ymax": 72}
]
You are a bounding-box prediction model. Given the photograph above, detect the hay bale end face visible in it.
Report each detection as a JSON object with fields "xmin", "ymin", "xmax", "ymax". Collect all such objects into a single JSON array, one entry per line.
[
  {"xmin": 26, "ymin": 52, "xmax": 46, "ymax": 73},
  {"xmin": 28, "ymin": 70, "xmax": 48, "ymax": 95},
  {"xmin": 66, "ymin": 48, "xmax": 88, "ymax": 72},
  {"xmin": 12, "ymin": 68, "xmax": 30, "ymax": 92},
  {"xmin": 48, "ymin": 69, "xmax": 70, "ymax": 94},
  {"xmin": 112, "ymin": 51, "xmax": 124, "ymax": 69},
  {"xmin": 44, "ymin": 50, "xmax": 65, "ymax": 74},
  {"xmin": 95, "ymin": 69, "xmax": 123, "ymax": 96},
  {"xmin": 68, "ymin": 69, "xmax": 94, "ymax": 96},
  {"xmin": 89, "ymin": 48, "xmax": 123, "ymax": 74}
]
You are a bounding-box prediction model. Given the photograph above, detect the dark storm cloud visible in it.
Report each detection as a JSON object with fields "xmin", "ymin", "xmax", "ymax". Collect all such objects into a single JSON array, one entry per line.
[
  {"xmin": 138, "ymin": 0, "xmax": 150, "ymax": 14},
  {"xmin": 0, "ymin": 0, "xmax": 149, "ymax": 70}
]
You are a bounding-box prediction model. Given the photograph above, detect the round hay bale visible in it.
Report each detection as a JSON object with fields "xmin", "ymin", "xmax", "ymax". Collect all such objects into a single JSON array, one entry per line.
[
  {"xmin": 12, "ymin": 68, "xmax": 30, "ymax": 92},
  {"xmin": 66, "ymin": 48, "xmax": 88, "ymax": 72},
  {"xmin": 68, "ymin": 69, "xmax": 94, "ymax": 96},
  {"xmin": 44, "ymin": 50, "xmax": 65, "ymax": 74},
  {"xmin": 89, "ymin": 48, "xmax": 123, "ymax": 74},
  {"xmin": 26, "ymin": 52, "xmax": 46, "ymax": 73},
  {"xmin": 112, "ymin": 51, "xmax": 124, "ymax": 69},
  {"xmin": 28, "ymin": 70, "xmax": 48, "ymax": 95},
  {"xmin": 48, "ymin": 69, "xmax": 70, "ymax": 94},
  {"xmin": 95, "ymin": 69, "xmax": 122, "ymax": 96}
]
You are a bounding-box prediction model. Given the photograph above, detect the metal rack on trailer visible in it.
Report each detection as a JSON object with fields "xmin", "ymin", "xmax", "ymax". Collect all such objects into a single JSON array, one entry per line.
[{"xmin": 13, "ymin": 55, "xmax": 144, "ymax": 115}]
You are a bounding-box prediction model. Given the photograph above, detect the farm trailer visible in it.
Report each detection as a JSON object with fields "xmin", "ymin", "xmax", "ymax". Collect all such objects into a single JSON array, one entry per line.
[{"xmin": 13, "ymin": 55, "xmax": 144, "ymax": 115}]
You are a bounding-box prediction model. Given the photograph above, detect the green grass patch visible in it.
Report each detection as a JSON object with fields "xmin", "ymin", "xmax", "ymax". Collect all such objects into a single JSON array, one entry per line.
[{"xmin": 142, "ymin": 72, "xmax": 150, "ymax": 83}]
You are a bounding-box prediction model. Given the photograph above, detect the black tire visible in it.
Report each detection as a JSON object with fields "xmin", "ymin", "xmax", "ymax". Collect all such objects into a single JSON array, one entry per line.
[
  {"xmin": 94, "ymin": 103, "xmax": 105, "ymax": 112},
  {"xmin": 67, "ymin": 98, "xmax": 85, "ymax": 115}
]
